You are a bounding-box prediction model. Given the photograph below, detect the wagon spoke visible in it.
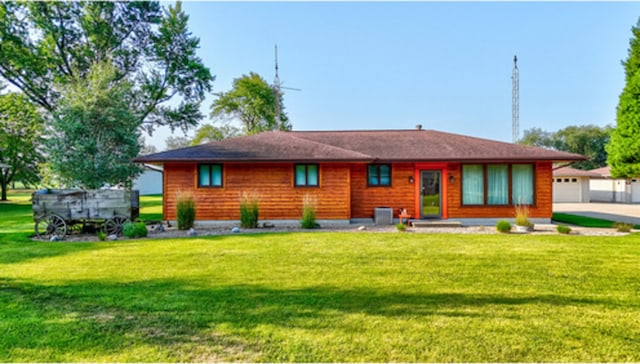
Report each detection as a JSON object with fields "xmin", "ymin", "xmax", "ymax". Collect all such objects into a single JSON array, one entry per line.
[
  {"xmin": 35, "ymin": 215, "xmax": 67, "ymax": 240},
  {"xmin": 104, "ymin": 215, "xmax": 130, "ymax": 236}
]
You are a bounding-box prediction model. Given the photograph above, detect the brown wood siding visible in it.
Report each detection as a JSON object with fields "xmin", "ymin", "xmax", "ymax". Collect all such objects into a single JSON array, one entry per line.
[
  {"xmin": 163, "ymin": 162, "xmax": 350, "ymax": 220},
  {"xmin": 350, "ymin": 163, "xmax": 415, "ymax": 218},
  {"xmin": 447, "ymin": 161, "xmax": 553, "ymax": 218}
]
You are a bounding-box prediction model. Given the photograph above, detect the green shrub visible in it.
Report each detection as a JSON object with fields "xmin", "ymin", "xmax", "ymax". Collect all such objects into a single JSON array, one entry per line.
[
  {"xmin": 396, "ymin": 222, "xmax": 407, "ymax": 232},
  {"xmin": 123, "ymin": 221, "xmax": 149, "ymax": 238},
  {"xmin": 240, "ymin": 192, "xmax": 259, "ymax": 229},
  {"xmin": 613, "ymin": 222, "xmax": 633, "ymax": 233},
  {"xmin": 97, "ymin": 230, "xmax": 107, "ymax": 241},
  {"xmin": 300, "ymin": 194, "xmax": 317, "ymax": 229},
  {"xmin": 556, "ymin": 225, "xmax": 572, "ymax": 234},
  {"xmin": 496, "ymin": 220, "xmax": 512, "ymax": 233},
  {"xmin": 176, "ymin": 191, "xmax": 196, "ymax": 230},
  {"xmin": 134, "ymin": 222, "xmax": 148, "ymax": 237},
  {"xmin": 123, "ymin": 222, "xmax": 136, "ymax": 238}
]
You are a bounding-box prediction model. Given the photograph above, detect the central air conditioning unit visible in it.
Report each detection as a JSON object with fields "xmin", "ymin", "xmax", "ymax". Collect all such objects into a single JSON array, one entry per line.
[{"xmin": 374, "ymin": 207, "xmax": 393, "ymax": 225}]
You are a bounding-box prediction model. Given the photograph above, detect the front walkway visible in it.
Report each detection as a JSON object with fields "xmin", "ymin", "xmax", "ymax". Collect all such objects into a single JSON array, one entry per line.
[{"xmin": 553, "ymin": 202, "xmax": 640, "ymax": 225}]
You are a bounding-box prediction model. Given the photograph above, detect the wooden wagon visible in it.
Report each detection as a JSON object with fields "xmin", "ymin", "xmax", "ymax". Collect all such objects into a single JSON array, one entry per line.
[{"xmin": 32, "ymin": 189, "xmax": 140, "ymax": 239}]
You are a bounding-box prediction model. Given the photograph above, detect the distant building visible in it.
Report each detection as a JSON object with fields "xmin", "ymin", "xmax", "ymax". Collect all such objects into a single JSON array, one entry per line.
[
  {"xmin": 133, "ymin": 164, "xmax": 163, "ymax": 195},
  {"xmin": 552, "ymin": 167, "xmax": 600, "ymax": 203},
  {"xmin": 589, "ymin": 166, "xmax": 640, "ymax": 203}
]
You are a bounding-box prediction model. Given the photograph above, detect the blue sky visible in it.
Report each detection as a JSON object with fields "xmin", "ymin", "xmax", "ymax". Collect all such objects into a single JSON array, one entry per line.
[{"xmin": 150, "ymin": 1, "xmax": 640, "ymax": 149}]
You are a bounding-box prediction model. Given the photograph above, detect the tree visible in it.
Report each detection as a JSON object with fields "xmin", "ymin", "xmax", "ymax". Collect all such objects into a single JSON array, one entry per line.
[
  {"xmin": 520, "ymin": 125, "xmax": 611, "ymax": 170},
  {"xmin": 607, "ymin": 19, "xmax": 640, "ymax": 178},
  {"xmin": 519, "ymin": 127, "xmax": 556, "ymax": 149},
  {"xmin": 0, "ymin": 92, "xmax": 44, "ymax": 200},
  {"xmin": 556, "ymin": 125, "xmax": 611, "ymax": 170},
  {"xmin": 47, "ymin": 61, "xmax": 142, "ymax": 189},
  {"xmin": 0, "ymin": 1, "xmax": 213, "ymax": 134},
  {"xmin": 165, "ymin": 135, "xmax": 192, "ymax": 150},
  {"xmin": 139, "ymin": 137, "xmax": 158, "ymax": 156},
  {"xmin": 210, "ymin": 72, "xmax": 290, "ymax": 135},
  {"xmin": 191, "ymin": 122, "xmax": 240, "ymax": 145}
]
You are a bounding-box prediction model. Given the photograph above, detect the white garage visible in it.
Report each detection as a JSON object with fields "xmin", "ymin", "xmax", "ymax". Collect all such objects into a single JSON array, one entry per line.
[
  {"xmin": 589, "ymin": 166, "xmax": 640, "ymax": 203},
  {"xmin": 552, "ymin": 167, "xmax": 599, "ymax": 203},
  {"xmin": 631, "ymin": 178, "xmax": 640, "ymax": 203}
]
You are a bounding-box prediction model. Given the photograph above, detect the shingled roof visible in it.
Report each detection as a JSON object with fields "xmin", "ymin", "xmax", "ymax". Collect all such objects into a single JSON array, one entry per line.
[
  {"xmin": 553, "ymin": 166, "xmax": 601, "ymax": 178},
  {"xmin": 135, "ymin": 129, "xmax": 586, "ymax": 163}
]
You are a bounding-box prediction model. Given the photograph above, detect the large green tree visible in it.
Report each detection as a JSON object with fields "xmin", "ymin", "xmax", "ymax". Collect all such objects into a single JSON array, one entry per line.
[
  {"xmin": 0, "ymin": 92, "xmax": 44, "ymax": 200},
  {"xmin": 0, "ymin": 1, "xmax": 213, "ymax": 134},
  {"xmin": 48, "ymin": 61, "xmax": 141, "ymax": 189},
  {"xmin": 519, "ymin": 127, "xmax": 557, "ymax": 149},
  {"xmin": 191, "ymin": 122, "xmax": 240, "ymax": 145},
  {"xmin": 520, "ymin": 124, "xmax": 611, "ymax": 170},
  {"xmin": 607, "ymin": 19, "xmax": 640, "ymax": 178},
  {"xmin": 210, "ymin": 72, "xmax": 290, "ymax": 135}
]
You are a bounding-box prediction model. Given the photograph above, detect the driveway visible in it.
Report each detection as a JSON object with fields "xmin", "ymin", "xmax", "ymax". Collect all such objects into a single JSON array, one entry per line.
[{"xmin": 553, "ymin": 202, "xmax": 640, "ymax": 225}]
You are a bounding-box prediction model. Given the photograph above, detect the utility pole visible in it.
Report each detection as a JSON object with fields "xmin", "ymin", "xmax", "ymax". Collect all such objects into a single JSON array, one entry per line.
[{"xmin": 512, "ymin": 55, "xmax": 520, "ymax": 143}]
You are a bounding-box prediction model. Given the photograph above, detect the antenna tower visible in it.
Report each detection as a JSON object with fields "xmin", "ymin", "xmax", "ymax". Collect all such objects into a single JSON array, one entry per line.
[
  {"xmin": 512, "ymin": 55, "xmax": 519, "ymax": 143},
  {"xmin": 273, "ymin": 44, "xmax": 301, "ymax": 122},
  {"xmin": 274, "ymin": 44, "xmax": 282, "ymax": 122}
]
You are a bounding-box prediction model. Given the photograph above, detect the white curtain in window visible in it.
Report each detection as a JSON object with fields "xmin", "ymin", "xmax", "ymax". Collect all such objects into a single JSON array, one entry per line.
[
  {"xmin": 462, "ymin": 165, "xmax": 484, "ymax": 204},
  {"xmin": 487, "ymin": 164, "xmax": 508, "ymax": 205},
  {"xmin": 512, "ymin": 164, "xmax": 534, "ymax": 204}
]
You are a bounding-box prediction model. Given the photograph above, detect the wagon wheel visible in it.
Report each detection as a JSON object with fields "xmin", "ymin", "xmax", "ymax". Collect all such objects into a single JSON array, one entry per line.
[
  {"xmin": 104, "ymin": 215, "xmax": 130, "ymax": 236},
  {"xmin": 35, "ymin": 214, "xmax": 67, "ymax": 240}
]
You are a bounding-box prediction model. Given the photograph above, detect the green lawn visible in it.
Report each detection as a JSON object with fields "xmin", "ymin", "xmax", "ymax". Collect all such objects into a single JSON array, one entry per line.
[
  {"xmin": 553, "ymin": 212, "xmax": 640, "ymax": 229},
  {"xmin": 1, "ymin": 192, "xmax": 640, "ymax": 361}
]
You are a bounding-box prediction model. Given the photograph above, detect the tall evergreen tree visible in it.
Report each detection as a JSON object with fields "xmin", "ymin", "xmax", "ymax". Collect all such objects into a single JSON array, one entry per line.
[{"xmin": 607, "ymin": 19, "xmax": 640, "ymax": 178}]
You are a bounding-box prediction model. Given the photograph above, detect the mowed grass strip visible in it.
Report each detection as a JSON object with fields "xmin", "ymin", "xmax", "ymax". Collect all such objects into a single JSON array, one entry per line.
[
  {"xmin": 553, "ymin": 212, "xmax": 640, "ymax": 229},
  {"xmin": 1, "ymin": 229, "xmax": 639, "ymax": 362}
]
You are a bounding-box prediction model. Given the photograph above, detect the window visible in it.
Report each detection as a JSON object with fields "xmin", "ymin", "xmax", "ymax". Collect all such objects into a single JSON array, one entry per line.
[
  {"xmin": 512, "ymin": 164, "xmax": 534, "ymax": 205},
  {"xmin": 462, "ymin": 163, "xmax": 535, "ymax": 206},
  {"xmin": 462, "ymin": 165, "xmax": 484, "ymax": 204},
  {"xmin": 198, "ymin": 164, "xmax": 222, "ymax": 187},
  {"xmin": 295, "ymin": 164, "xmax": 318, "ymax": 187},
  {"xmin": 368, "ymin": 164, "xmax": 391, "ymax": 186},
  {"xmin": 487, "ymin": 164, "xmax": 508, "ymax": 205},
  {"xmin": 571, "ymin": 178, "xmax": 577, "ymax": 183}
]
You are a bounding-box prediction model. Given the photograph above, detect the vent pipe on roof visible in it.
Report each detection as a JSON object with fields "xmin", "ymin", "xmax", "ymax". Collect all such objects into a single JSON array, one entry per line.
[{"xmin": 416, "ymin": 124, "xmax": 423, "ymax": 130}]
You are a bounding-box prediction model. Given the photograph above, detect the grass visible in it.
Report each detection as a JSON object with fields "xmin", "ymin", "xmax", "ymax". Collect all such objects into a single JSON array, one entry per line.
[
  {"xmin": 553, "ymin": 212, "xmax": 640, "ymax": 229},
  {"xmin": 422, "ymin": 194, "xmax": 440, "ymax": 216},
  {"xmin": 0, "ymin": 192, "xmax": 163, "ymax": 244},
  {"xmin": 1, "ymin": 191, "xmax": 640, "ymax": 361},
  {"xmin": 138, "ymin": 194, "xmax": 163, "ymax": 221}
]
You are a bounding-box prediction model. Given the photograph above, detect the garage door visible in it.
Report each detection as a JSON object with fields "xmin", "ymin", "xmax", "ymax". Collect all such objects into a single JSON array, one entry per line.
[
  {"xmin": 632, "ymin": 178, "xmax": 640, "ymax": 203},
  {"xmin": 553, "ymin": 177, "xmax": 581, "ymax": 202}
]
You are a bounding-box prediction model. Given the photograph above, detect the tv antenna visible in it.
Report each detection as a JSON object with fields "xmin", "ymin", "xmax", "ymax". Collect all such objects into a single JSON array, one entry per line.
[
  {"xmin": 273, "ymin": 44, "xmax": 301, "ymax": 122},
  {"xmin": 512, "ymin": 55, "xmax": 519, "ymax": 143}
]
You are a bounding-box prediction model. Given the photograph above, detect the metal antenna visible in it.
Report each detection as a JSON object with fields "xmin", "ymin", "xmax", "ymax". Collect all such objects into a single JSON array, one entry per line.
[
  {"xmin": 273, "ymin": 44, "xmax": 301, "ymax": 123},
  {"xmin": 274, "ymin": 44, "xmax": 282, "ymax": 122},
  {"xmin": 512, "ymin": 55, "xmax": 520, "ymax": 143}
]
